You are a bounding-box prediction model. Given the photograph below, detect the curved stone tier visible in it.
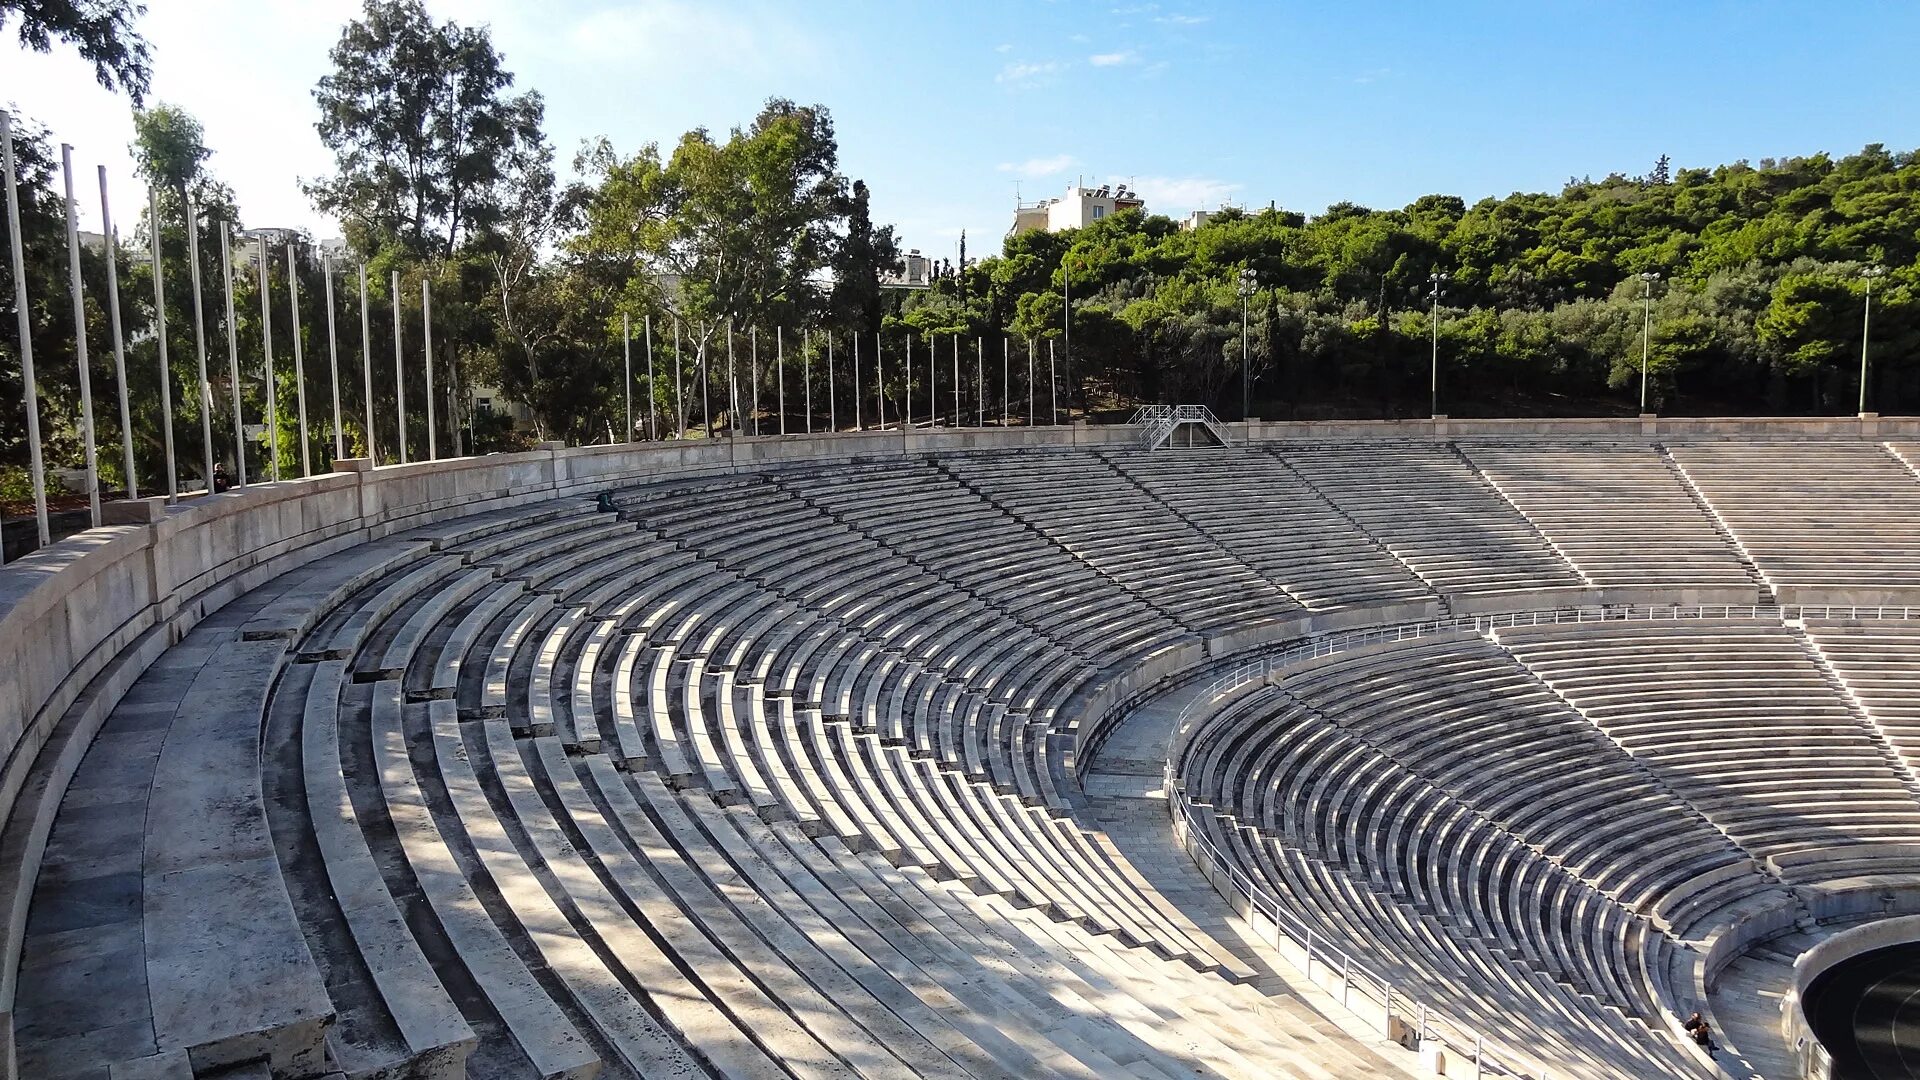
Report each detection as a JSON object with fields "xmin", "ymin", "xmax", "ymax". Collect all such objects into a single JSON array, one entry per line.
[{"xmin": 4, "ymin": 421, "xmax": 1920, "ymax": 1079}]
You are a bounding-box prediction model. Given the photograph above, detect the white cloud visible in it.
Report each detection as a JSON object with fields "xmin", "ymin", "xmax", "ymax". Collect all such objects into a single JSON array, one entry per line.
[
  {"xmin": 1088, "ymin": 51, "xmax": 1138, "ymax": 67},
  {"xmin": 1131, "ymin": 175, "xmax": 1241, "ymax": 212},
  {"xmin": 1154, "ymin": 12, "xmax": 1210, "ymax": 25},
  {"xmin": 997, "ymin": 154, "xmax": 1076, "ymax": 176},
  {"xmin": 995, "ymin": 60, "xmax": 1064, "ymax": 86},
  {"xmin": 554, "ymin": 1, "xmax": 823, "ymax": 83}
]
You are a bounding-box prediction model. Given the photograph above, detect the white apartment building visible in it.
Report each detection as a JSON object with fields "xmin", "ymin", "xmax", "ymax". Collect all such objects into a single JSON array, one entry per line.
[
  {"xmin": 882, "ymin": 249, "xmax": 933, "ymax": 289},
  {"xmin": 1008, "ymin": 182, "xmax": 1147, "ymax": 236}
]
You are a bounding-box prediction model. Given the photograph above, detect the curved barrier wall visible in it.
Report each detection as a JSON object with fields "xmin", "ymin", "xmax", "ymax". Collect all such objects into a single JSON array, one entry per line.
[{"xmin": 0, "ymin": 412, "xmax": 1915, "ymax": 1049}]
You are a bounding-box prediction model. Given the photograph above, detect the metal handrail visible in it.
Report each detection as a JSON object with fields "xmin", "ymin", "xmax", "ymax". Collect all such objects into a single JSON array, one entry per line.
[{"xmin": 1157, "ymin": 600, "xmax": 1920, "ymax": 1080}]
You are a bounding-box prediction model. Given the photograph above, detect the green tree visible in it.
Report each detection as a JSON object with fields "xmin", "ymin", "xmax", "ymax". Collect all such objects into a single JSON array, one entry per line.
[
  {"xmin": 2, "ymin": 0, "xmax": 150, "ymax": 101},
  {"xmin": 309, "ymin": 0, "xmax": 546, "ymax": 260}
]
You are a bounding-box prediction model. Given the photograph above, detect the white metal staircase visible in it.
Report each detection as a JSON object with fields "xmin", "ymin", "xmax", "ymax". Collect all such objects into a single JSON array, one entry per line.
[{"xmin": 1127, "ymin": 405, "xmax": 1232, "ymax": 450}]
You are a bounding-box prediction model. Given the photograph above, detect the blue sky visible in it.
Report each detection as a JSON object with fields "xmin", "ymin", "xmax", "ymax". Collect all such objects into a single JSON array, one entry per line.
[{"xmin": 8, "ymin": 1, "xmax": 1918, "ymax": 263}]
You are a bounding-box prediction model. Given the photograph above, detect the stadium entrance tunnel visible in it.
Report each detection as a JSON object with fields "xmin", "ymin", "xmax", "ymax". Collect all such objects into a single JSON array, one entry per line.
[{"xmin": 1805, "ymin": 942, "xmax": 1920, "ymax": 1078}]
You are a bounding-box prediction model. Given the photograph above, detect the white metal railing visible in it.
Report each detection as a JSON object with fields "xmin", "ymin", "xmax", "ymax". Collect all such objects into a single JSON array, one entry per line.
[
  {"xmin": 1154, "ymin": 599, "xmax": 1920, "ymax": 1080},
  {"xmin": 1130, "ymin": 403, "xmax": 1232, "ymax": 449}
]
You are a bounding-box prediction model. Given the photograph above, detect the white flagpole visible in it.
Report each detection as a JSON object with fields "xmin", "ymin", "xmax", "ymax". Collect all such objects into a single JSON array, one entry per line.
[
  {"xmin": 1002, "ymin": 336, "xmax": 1010, "ymax": 427},
  {"xmin": 324, "ymin": 257, "xmax": 342, "ymax": 461},
  {"xmin": 1049, "ymin": 338, "xmax": 1058, "ymax": 425},
  {"xmin": 1, "ymin": 114, "xmax": 49, "ymax": 547},
  {"xmin": 286, "ymin": 242, "xmax": 310, "ymax": 476},
  {"xmin": 672, "ymin": 318, "xmax": 684, "ymax": 438},
  {"xmin": 699, "ymin": 330, "xmax": 711, "ymax": 436},
  {"xmin": 852, "ymin": 332, "xmax": 862, "ymax": 431},
  {"xmin": 644, "ymin": 314, "xmax": 656, "ymax": 439},
  {"xmin": 59, "ymin": 146, "xmax": 100, "ymax": 524},
  {"xmin": 951, "ymin": 335, "xmax": 959, "ymax": 427},
  {"xmin": 152, "ymin": 189, "xmax": 178, "ymax": 499},
  {"xmin": 827, "ymin": 334, "xmax": 837, "ymax": 431},
  {"xmin": 776, "ymin": 326, "xmax": 785, "ymax": 435},
  {"xmin": 183, "ymin": 196, "xmax": 211, "ymax": 493},
  {"xmin": 1027, "ymin": 337, "xmax": 1035, "ymax": 426},
  {"xmin": 976, "ymin": 337, "xmax": 985, "ymax": 427},
  {"xmin": 359, "ymin": 264, "xmax": 375, "ymax": 463},
  {"xmin": 257, "ymin": 238, "xmax": 279, "ymax": 481},
  {"xmin": 622, "ymin": 312, "xmax": 632, "ymax": 441},
  {"xmin": 726, "ymin": 322, "xmax": 739, "ymax": 436},
  {"xmin": 803, "ymin": 329, "xmax": 812, "ymax": 433},
  {"xmin": 421, "ymin": 278, "xmax": 435, "ymax": 459},
  {"xmin": 875, "ymin": 331, "xmax": 885, "ymax": 429},
  {"xmin": 391, "ymin": 270, "xmax": 406, "ymax": 464},
  {"xmin": 749, "ymin": 327, "xmax": 759, "ymax": 436},
  {"xmin": 219, "ymin": 223, "xmax": 245, "ymax": 487},
  {"xmin": 904, "ymin": 332, "xmax": 913, "ymax": 428},
  {"xmin": 98, "ymin": 166, "xmax": 136, "ymax": 499}
]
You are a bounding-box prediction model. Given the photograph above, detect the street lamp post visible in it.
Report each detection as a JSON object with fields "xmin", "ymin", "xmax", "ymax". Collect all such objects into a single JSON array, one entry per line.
[
  {"xmin": 1238, "ymin": 267, "xmax": 1256, "ymax": 420},
  {"xmin": 1861, "ymin": 266, "xmax": 1886, "ymax": 415},
  {"xmin": 1427, "ymin": 272, "xmax": 1448, "ymax": 416},
  {"xmin": 1640, "ymin": 271, "xmax": 1661, "ymax": 412}
]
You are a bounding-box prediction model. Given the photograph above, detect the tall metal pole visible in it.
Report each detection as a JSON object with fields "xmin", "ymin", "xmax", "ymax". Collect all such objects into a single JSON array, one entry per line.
[
  {"xmin": 827, "ymin": 334, "xmax": 837, "ymax": 431},
  {"xmin": 324, "ymin": 258, "xmax": 343, "ymax": 461},
  {"xmin": 929, "ymin": 333, "xmax": 938, "ymax": 425},
  {"xmin": 777, "ymin": 326, "xmax": 786, "ymax": 435},
  {"xmin": 672, "ymin": 318, "xmax": 684, "ymax": 438},
  {"xmin": 1002, "ymin": 336, "xmax": 1010, "ymax": 426},
  {"xmin": 1239, "ymin": 267, "xmax": 1255, "ymax": 421},
  {"xmin": 699, "ymin": 330, "xmax": 712, "ymax": 437},
  {"xmin": 1027, "ymin": 337, "xmax": 1035, "ymax": 426},
  {"xmin": 98, "ymin": 166, "xmax": 136, "ymax": 499},
  {"xmin": 178, "ymin": 195, "xmax": 213, "ymax": 496},
  {"xmin": 951, "ymin": 335, "xmax": 960, "ymax": 427},
  {"xmin": 1640, "ymin": 271, "xmax": 1659, "ymax": 413},
  {"xmin": 59, "ymin": 147, "xmax": 100, "ymax": 524},
  {"xmin": 2, "ymin": 114, "xmax": 48, "ymax": 546},
  {"xmin": 1049, "ymin": 338, "xmax": 1058, "ymax": 425},
  {"xmin": 904, "ymin": 332, "xmax": 913, "ymax": 428},
  {"xmin": 622, "ymin": 312, "xmax": 632, "ymax": 441},
  {"xmin": 359, "ymin": 264, "xmax": 375, "ymax": 463},
  {"xmin": 258, "ymin": 239, "xmax": 279, "ymax": 481},
  {"xmin": 151, "ymin": 190, "xmax": 178, "ymax": 499},
  {"xmin": 1861, "ymin": 266, "xmax": 1885, "ymax": 415},
  {"xmin": 726, "ymin": 322, "xmax": 738, "ymax": 437},
  {"xmin": 875, "ymin": 331, "xmax": 885, "ymax": 429},
  {"xmin": 1062, "ymin": 252, "xmax": 1071, "ymax": 424},
  {"xmin": 644, "ymin": 314, "xmax": 657, "ymax": 438},
  {"xmin": 852, "ymin": 332, "xmax": 863, "ymax": 431},
  {"xmin": 1428, "ymin": 272, "xmax": 1447, "ymax": 418},
  {"xmin": 219, "ymin": 223, "xmax": 245, "ymax": 487},
  {"xmin": 421, "ymin": 278, "xmax": 435, "ymax": 459},
  {"xmin": 750, "ymin": 328, "xmax": 760, "ymax": 436},
  {"xmin": 975, "ymin": 337, "xmax": 985, "ymax": 427},
  {"xmin": 391, "ymin": 270, "xmax": 406, "ymax": 464},
  {"xmin": 287, "ymin": 242, "xmax": 310, "ymax": 476},
  {"xmin": 803, "ymin": 329, "xmax": 813, "ymax": 433}
]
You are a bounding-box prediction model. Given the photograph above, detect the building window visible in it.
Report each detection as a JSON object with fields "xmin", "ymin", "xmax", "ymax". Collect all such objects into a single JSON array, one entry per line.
[{"xmin": 1092, "ymin": 205, "xmax": 1105, "ymax": 220}]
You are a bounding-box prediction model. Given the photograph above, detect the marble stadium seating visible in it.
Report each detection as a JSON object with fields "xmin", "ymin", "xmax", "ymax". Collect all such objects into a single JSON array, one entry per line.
[{"xmin": 12, "ymin": 434, "xmax": 1920, "ymax": 1080}]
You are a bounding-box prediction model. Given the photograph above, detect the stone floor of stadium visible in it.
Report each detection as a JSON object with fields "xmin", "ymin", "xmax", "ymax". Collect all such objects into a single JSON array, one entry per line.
[{"xmin": 7, "ymin": 416, "xmax": 1920, "ymax": 1080}]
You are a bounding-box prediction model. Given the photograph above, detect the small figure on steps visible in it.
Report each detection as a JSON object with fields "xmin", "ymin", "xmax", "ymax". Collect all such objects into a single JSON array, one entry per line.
[
  {"xmin": 212, "ymin": 462, "xmax": 232, "ymax": 494},
  {"xmin": 1683, "ymin": 1012, "xmax": 1713, "ymax": 1052},
  {"xmin": 594, "ymin": 490, "xmax": 617, "ymax": 513}
]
